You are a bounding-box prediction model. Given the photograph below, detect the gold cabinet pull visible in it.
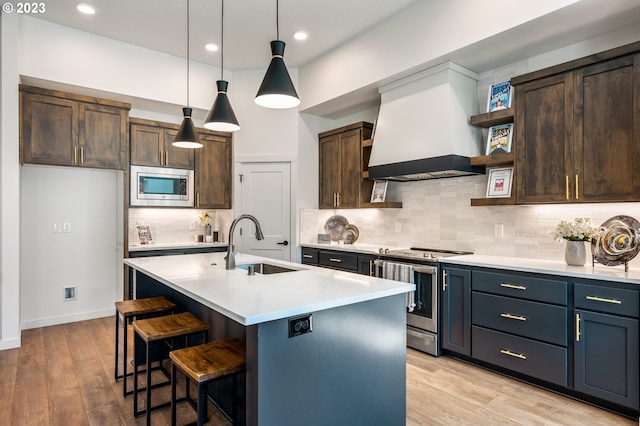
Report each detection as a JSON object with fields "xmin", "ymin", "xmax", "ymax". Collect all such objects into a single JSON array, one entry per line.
[
  {"xmin": 565, "ymin": 175, "xmax": 570, "ymax": 200},
  {"xmin": 165, "ymin": 150, "xmax": 169, "ymax": 166},
  {"xmin": 500, "ymin": 313, "xmax": 527, "ymax": 321},
  {"xmin": 586, "ymin": 295, "xmax": 622, "ymax": 305},
  {"xmin": 196, "ymin": 192, "xmax": 200, "ymax": 207},
  {"xmin": 337, "ymin": 192, "xmax": 341, "ymax": 207},
  {"xmin": 369, "ymin": 260, "xmax": 374, "ymax": 276},
  {"xmin": 500, "ymin": 349, "xmax": 527, "ymax": 360},
  {"xmin": 160, "ymin": 149, "xmax": 164, "ymax": 165},
  {"xmin": 333, "ymin": 193, "xmax": 337, "ymax": 207},
  {"xmin": 329, "ymin": 258, "xmax": 343, "ymax": 263},
  {"xmin": 575, "ymin": 174, "xmax": 579, "ymax": 199},
  {"xmin": 80, "ymin": 146, "xmax": 84, "ymax": 164},
  {"xmin": 442, "ymin": 270, "xmax": 448, "ymax": 291},
  {"xmin": 74, "ymin": 146, "xmax": 78, "ymax": 165},
  {"xmin": 500, "ymin": 283, "xmax": 527, "ymax": 291},
  {"xmin": 303, "ymin": 254, "xmax": 313, "ymax": 259},
  {"xmin": 576, "ymin": 313, "xmax": 581, "ymax": 341}
]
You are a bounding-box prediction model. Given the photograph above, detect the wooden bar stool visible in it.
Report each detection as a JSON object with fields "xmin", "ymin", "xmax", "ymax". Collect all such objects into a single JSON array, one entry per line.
[
  {"xmin": 170, "ymin": 338, "xmax": 246, "ymax": 426},
  {"xmin": 133, "ymin": 312, "xmax": 210, "ymax": 426},
  {"xmin": 115, "ymin": 296, "xmax": 176, "ymax": 397}
]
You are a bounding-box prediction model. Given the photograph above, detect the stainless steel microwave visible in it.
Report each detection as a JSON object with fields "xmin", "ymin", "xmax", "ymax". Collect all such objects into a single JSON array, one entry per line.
[{"xmin": 130, "ymin": 165, "xmax": 194, "ymax": 207}]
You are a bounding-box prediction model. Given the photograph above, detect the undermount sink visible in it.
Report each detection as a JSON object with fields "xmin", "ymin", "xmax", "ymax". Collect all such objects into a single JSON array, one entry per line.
[{"xmin": 236, "ymin": 262, "xmax": 301, "ymax": 275}]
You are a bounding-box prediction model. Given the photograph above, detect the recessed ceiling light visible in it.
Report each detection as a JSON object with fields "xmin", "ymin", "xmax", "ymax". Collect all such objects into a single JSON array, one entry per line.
[
  {"xmin": 76, "ymin": 3, "xmax": 95, "ymax": 15},
  {"xmin": 293, "ymin": 31, "xmax": 308, "ymax": 41},
  {"xmin": 205, "ymin": 43, "xmax": 219, "ymax": 52}
]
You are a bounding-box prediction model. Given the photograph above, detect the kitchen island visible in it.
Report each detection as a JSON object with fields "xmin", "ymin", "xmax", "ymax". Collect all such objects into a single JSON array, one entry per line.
[{"xmin": 124, "ymin": 252, "xmax": 414, "ymax": 426}]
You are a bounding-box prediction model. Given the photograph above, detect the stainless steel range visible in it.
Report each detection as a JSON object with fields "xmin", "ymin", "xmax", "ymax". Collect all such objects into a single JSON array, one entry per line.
[{"xmin": 374, "ymin": 247, "xmax": 471, "ymax": 356}]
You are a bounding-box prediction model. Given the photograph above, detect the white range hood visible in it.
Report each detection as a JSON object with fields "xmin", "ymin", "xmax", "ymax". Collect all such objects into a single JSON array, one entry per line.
[{"xmin": 368, "ymin": 62, "xmax": 484, "ymax": 181}]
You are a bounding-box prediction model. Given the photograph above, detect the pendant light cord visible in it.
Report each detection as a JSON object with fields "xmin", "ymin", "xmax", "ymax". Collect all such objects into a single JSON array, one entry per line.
[
  {"xmin": 221, "ymin": 0, "xmax": 224, "ymax": 81},
  {"xmin": 186, "ymin": 0, "xmax": 190, "ymax": 107},
  {"xmin": 276, "ymin": 0, "xmax": 279, "ymax": 40}
]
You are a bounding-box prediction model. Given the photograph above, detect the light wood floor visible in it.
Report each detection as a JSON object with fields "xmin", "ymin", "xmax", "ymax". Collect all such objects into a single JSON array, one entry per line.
[{"xmin": 0, "ymin": 316, "xmax": 636, "ymax": 425}]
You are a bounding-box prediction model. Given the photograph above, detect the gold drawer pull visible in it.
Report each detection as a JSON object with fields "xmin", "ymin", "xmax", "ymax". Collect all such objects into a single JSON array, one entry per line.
[
  {"xmin": 442, "ymin": 270, "xmax": 448, "ymax": 291},
  {"xmin": 586, "ymin": 295, "xmax": 622, "ymax": 304},
  {"xmin": 500, "ymin": 349, "xmax": 526, "ymax": 360},
  {"xmin": 329, "ymin": 258, "xmax": 343, "ymax": 263},
  {"xmin": 500, "ymin": 283, "xmax": 527, "ymax": 291},
  {"xmin": 303, "ymin": 254, "xmax": 313, "ymax": 259},
  {"xmin": 500, "ymin": 313, "xmax": 527, "ymax": 321},
  {"xmin": 565, "ymin": 175, "xmax": 570, "ymax": 200}
]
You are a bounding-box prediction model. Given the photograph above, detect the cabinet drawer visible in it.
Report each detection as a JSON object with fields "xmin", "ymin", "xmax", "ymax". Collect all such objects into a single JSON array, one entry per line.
[
  {"xmin": 301, "ymin": 247, "xmax": 319, "ymax": 266},
  {"xmin": 472, "ymin": 326, "xmax": 567, "ymax": 387},
  {"xmin": 472, "ymin": 293, "xmax": 567, "ymax": 346},
  {"xmin": 318, "ymin": 250, "xmax": 358, "ymax": 272},
  {"xmin": 574, "ymin": 282, "xmax": 639, "ymax": 318},
  {"xmin": 472, "ymin": 270, "xmax": 567, "ymax": 305}
]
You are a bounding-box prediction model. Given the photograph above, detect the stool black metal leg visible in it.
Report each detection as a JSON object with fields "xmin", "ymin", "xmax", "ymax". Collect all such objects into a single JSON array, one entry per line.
[
  {"xmin": 122, "ymin": 314, "xmax": 129, "ymax": 397},
  {"xmin": 171, "ymin": 363, "xmax": 177, "ymax": 426},
  {"xmin": 197, "ymin": 382, "xmax": 206, "ymax": 426},
  {"xmin": 133, "ymin": 332, "xmax": 140, "ymax": 417},
  {"xmin": 114, "ymin": 310, "xmax": 119, "ymax": 381},
  {"xmin": 232, "ymin": 374, "xmax": 237, "ymax": 425},
  {"xmin": 146, "ymin": 341, "xmax": 153, "ymax": 426}
]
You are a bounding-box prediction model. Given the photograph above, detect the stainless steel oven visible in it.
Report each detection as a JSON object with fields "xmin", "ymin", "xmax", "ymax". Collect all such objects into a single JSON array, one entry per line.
[{"xmin": 374, "ymin": 247, "xmax": 471, "ymax": 356}]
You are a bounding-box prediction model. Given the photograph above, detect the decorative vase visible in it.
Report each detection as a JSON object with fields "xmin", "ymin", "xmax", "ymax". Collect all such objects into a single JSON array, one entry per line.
[
  {"xmin": 565, "ymin": 240, "xmax": 586, "ymax": 266},
  {"xmin": 205, "ymin": 224, "xmax": 212, "ymax": 236}
]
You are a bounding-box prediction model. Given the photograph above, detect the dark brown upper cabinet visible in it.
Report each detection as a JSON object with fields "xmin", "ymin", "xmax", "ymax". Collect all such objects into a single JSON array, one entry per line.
[
  {"xmin": 513, "ymin": 43, "xmax": 640, "ymax": 204},
  {"xmin": 20, "ymin": 85, "xmax": 130, "ymax": 170},
  {"xmin": 130, "ymin": 118, "xmax": 194, "ymax": 170},
  {"xmin": 194, "ymin": 132, "xmax": 232, "ymax": 209}
]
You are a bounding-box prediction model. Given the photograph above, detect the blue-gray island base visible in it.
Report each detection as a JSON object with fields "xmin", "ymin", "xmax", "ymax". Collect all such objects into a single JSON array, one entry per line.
[{"xmin": 126, "ymin": 252, "xmax": 412, "ymax": 425}]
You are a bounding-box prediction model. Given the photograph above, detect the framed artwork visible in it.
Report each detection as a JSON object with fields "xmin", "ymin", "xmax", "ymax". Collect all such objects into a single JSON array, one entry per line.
[
  {"xmin": 137, "ymin": 225, "xmax": 153, "ymax": 244},
  {"xmin": 486, "ymin": 167, "xmax": 513, "ymax": 198},
  {"xmin": 370, "ymin": 180, "xmax": 388, "ymax": 203}
]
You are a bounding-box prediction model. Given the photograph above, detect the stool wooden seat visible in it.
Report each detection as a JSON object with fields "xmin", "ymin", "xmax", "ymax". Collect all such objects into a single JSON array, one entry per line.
[
  {"xmin": 133, "ymin": 312, "xmax": 210, "ymax": 426},
  {"xmin": 170, "ymin": 338, "xmax": 246, "ymax": 426},
  {"xmin": 115, "ymin": 296, "xmax": 176, "ymax": 397}
]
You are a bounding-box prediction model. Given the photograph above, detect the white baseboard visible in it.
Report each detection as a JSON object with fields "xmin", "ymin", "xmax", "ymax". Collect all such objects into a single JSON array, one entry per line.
[
  {"xmin": 21, "ymin": 308, "xmax": 114, "ymax": 330},
  {"xmin": 0, "ymin": 336, "xmax": 21, "ymax": 350}
]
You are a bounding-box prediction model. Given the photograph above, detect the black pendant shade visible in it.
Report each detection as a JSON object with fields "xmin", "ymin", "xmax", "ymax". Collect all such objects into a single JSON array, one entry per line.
[
  {"xmin": 173, "ymin": 107, "xmax": 203, "ymax": 148},
  {"xmin": 255, "ymin": 40, "xmax": 300, "ymax": 109},
  {"xmin": 204, "ymin": 80, "xmax": 240, "ymax": 132}
]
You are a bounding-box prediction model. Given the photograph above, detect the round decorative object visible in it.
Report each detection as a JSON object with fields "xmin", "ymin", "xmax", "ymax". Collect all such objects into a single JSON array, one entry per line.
[
  {"xmin": 324, "ymin": 215, "xmax": 349, "ymax": 241},
  {"xmin": 565, "ymin": 240, "xmax": 586, "ymax": 266},
  {"xmin": 591, "ymin": 215, "xmax": 640, "ymax": 267},
  {"xmin": 341, "ymin": 224, "xmax": 360, "ymax": 244}
]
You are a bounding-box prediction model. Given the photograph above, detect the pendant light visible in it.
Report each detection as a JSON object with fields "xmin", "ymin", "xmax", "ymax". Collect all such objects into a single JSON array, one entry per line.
[
  {"xmin": 173, "ymin": 0, "xmax": 203, "ymax": 148},
  {"xmin": 204, "ymin": 0, "xmax": 240, "ymax": 132},
  {"xmin": 254, "ymin": 0, "xmax": 300, "ymax": 109}
]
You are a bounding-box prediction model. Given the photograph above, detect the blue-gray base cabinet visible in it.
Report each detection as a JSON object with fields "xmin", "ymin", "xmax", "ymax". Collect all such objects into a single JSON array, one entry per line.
[
  {"xmin": 301, "ymin": 246, "xmax": 376, "ymax": 276},
  {"xmin": 440, "ymin": 263, "xmax": 640, "ymax": 418}
]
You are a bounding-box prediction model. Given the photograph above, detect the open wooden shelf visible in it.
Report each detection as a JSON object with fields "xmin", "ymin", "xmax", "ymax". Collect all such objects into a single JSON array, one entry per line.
[
  {"xmin": 470, "ymin": 108, "xmax": 514, "ymax": 128},
  {"xmin": 362, "ymin": 138, "xmax": 373, "ymax": 147},
  {"xmin": 360, "ymin": 202, "xmax": 403, "ymax": 209},
  {"xmin": 470, "ymin": 196, "xmax": 516, "ymax": 206},
  {"xmin": 470, "ymin": 152, "xmax": 514, "ymax": 167}
]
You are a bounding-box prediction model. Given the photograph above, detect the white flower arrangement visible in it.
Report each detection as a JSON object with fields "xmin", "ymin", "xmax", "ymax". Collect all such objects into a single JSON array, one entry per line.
[
  {"xmin": 552, "ymin": 217, "xmax": 599, "ymax": 242},
  {"xmin": 199, "ymin": 211, "xmax": 212, "ymax": 225}
]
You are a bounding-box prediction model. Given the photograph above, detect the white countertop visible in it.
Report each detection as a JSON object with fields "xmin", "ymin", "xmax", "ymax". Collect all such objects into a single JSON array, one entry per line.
[
  {"xmin": 128, "ymin": 242, "xmax": 228, "ymax": 251},
  {"xmin": 441, "ymin": 254, "xmax": 640, "ymax": 285},
  {"xmin": 124, "ymin": 252, "xmax": 414, "ymax": 326}
]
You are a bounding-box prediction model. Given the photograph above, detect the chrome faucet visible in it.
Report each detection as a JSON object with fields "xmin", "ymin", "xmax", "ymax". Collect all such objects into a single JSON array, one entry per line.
[{"xmin": 225, "ymin": 214, "xmax": 264, "ymax": 270}]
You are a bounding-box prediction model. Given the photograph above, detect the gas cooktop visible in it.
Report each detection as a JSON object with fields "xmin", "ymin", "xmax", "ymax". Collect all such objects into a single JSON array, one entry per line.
[{"xmin": 377, "ymin": 247, "xmax": 473, "ymax": 263}]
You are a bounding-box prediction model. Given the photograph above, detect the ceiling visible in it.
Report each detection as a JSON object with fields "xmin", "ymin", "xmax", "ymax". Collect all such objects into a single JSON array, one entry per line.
[{"xmin": 31, "ymin": 0, "xmax": 420, "ymax": 71}]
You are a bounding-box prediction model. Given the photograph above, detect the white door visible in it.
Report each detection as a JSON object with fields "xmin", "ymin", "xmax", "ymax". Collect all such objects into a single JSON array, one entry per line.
[{"xmin": 238, "ymin": 162, "xmax": 291, "ymax": 261}]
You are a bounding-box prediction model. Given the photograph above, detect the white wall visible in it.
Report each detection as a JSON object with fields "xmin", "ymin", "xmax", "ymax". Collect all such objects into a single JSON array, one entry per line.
[
  {"xmin": 20, "ymin": 166, "xmax": 120, "ymax": 329},
  {"xmin": 1, "ymin": 13, "xmax": 21, "ymax": 349}
]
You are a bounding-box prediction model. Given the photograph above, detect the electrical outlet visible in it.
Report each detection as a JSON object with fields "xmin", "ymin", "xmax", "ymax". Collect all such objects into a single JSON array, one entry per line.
[
  {"xmin": 495, "ymin": 223, "xmax": 504, "ymax": 238},
  {"xmin": 63, "ymin": 222, "xmax": 71, "ymax": 233},
  {"xmin": 288, "ymin": 314, "xmax": 312, "ymax": 338},
  {"xmin": 63, "ymin": 286, "xmax": 77, "ymax": 301},
  {"xmin": 189, "ymin": 220, "xmax": 196, "ymax": 231}
]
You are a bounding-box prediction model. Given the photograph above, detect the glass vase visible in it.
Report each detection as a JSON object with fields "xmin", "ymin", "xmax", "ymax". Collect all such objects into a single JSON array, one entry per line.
[
  {"xmin": 205, "ymin": 224, "xmax": 212, "ymax": 236},
  {"xmin": 565, "ymin": 240, "xmax": 586, "ymax": 266}
]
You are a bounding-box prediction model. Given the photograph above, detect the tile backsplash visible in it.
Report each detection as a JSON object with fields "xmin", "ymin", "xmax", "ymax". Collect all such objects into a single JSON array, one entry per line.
[
  {"xmin": 300, "ymin": 175, "xmax": 640, "ymax": 268},
  {"xmin": 129, "ymin": 208, "xmax": 233, "ymax": 245}
]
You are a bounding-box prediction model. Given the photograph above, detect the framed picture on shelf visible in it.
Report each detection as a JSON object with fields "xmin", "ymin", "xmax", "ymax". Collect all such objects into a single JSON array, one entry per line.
[
  {"xmin": 487, "ymin": 81, "xmax": 513, "ymax": 112},
  {"xmin": 370, "ymin": 180, "xmax": 388, "ymax": 203},
  {"xmin": 137, "ymin": 225, "xmax": 153, "ymax": 244},
  {"xmin": 485, "ymin": 123, "xmax": 513, "ymax": 155},
  {"xmin": 486, "ymin": 167, "xmax": 513, "ymax": 198}
]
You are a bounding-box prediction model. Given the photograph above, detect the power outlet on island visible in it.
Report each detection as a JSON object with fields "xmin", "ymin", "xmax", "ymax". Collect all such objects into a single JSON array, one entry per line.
[{"xmin": 288, "ymin": 314, "xmax": 312, "ymax": 338}]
